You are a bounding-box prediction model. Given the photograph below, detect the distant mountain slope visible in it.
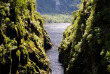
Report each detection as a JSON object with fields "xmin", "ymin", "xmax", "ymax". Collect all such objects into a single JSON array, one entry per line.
[{"xmin": 36, "ymin": 0, "xmax": 81, "ymax": 14}]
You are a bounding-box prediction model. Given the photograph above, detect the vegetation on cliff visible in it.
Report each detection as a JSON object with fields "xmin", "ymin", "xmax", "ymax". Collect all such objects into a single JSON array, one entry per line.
[
  {"xmin": 58, "ymin": 0, "xmax": 110, "ymax": 74},
  {"xmin": 0, "ymin": 0, "xmax": 52, "ymax": 74}
]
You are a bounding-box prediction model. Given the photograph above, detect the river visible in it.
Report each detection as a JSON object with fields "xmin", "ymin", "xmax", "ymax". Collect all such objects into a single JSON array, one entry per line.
[{"xmin": 44, "ymin": 23, "xmax": 70, "ymax": 74}]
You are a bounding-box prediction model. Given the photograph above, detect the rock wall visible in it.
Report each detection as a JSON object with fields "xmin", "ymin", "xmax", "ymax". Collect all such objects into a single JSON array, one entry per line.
[
  {"xmin": 58, "ymin": 0, "xmax": 110, "ymax": 74},
  {"xmin": 0, "ymin": 0, "xmax": 52, "ymax": 74}
]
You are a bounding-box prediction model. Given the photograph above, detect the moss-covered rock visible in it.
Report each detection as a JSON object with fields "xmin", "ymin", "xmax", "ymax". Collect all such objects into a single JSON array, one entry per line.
[
  {"xmin": 0, "ymin": 0, "xmax": 52, "ymax": 74},
  {"xmin": 58, "ymin": 0, "xmax": 110, "ymax": 74}
]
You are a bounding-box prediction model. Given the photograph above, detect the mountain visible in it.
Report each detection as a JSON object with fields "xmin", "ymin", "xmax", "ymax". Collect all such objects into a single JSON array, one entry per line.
[
  {"xmin": 36, "ymin": 0, "xmax": 81, "ymax": 14},
  {"xmin": 58, "ymin": 0, "xmax": 110, "ymax": 74}
]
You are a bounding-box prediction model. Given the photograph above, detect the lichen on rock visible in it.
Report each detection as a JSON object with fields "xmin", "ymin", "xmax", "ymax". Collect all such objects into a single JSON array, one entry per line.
[
  {"xmin": 0, "ymin": 0, "xmax": 52, "ymax": 74},
  {"xmin": 58, "ymin": 0, "xmax": 110, "ymax": 74}
]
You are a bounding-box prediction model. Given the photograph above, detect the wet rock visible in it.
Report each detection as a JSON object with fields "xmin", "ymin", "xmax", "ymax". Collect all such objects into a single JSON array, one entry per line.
[
  {"xmin": 0, "ymin": 0, "xmax": 52, "ymax": 74},
  {"xmin": 58, "ymin": 0, "xmax": 110, "ymax": 74}
]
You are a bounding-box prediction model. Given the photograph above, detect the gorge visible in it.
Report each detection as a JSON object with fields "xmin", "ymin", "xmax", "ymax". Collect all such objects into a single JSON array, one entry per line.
[
  {"xmin": 0, "ymin": 0, "xmax": 110, "ymax": 74},
  {"xmin": 45, "ymin": 23, "xmax": 70, "ymax": 74}
]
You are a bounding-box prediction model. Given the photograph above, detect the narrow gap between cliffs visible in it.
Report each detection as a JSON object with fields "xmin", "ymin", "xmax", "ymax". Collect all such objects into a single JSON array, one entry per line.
[{"xmin": 44, "ymin": 23, "xmax": 70, "ymax": 74}]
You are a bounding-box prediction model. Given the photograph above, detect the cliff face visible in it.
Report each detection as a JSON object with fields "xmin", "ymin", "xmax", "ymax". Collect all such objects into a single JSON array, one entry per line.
[
  {"xmin": 36, "ymin": 0, "xmax": 81, "ymax": 14},
  {"xmin": 58, "ymin": 0, "xmax": 110, "ymax": 74},
  {"xmin": 0, "ymin": 0, "xmax": 52, "ymax": 74}
]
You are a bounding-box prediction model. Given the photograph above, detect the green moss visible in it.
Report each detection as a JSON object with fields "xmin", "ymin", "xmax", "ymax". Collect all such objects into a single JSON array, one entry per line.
[
  {"xmin": 106, "ymin": 41, "xmax": 110, "ymax": 51},
  {"xmin": 2, "ymin": 57, "xmax": 6, "ymax": 64},
  {"xmin": 107, "ymin": 65, "xmax": 110, "ymax": 72},
  {"xmin": 16, "ymin": 50, "xmax": 20, "ymax": 57},
  {"xmin": 0, "ymin": 0, "xmax": 52, "ymax": 74},
  {"xmin": 105, "ymin": 51, "xmax": 110, "ymax": 61},
  {"xmin": 0, "ymin": 9, "xmax": 6, "ymax": 16},
  {"xmin": 0, "ymin": 47, "xmax": 2, "ymax": 52},
  {"xmin": 86, "ymin": 34, "xmax": 93, "ymax": 41},
  {"xmin": 58, "ymin": 0, "xmax": 110, "ymax": 74},
  {"xmin": 5, "ymin": 17, "xmax": 10, "ymax": 22}
]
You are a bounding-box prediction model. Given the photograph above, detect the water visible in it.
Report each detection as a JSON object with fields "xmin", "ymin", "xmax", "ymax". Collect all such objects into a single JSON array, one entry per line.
[{"xmin": 44, "ymin": 23, "xmax": 70, "ymax": 74}]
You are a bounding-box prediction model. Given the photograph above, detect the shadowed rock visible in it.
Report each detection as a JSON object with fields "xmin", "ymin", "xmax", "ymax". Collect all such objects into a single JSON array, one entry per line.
[
  {"xmin": 0, "ymin": 0, "xmax": 52, "ymax": 74},
  {"xmin": 58, "ymin": 0, "xmax": 110, "ymax": 74}
]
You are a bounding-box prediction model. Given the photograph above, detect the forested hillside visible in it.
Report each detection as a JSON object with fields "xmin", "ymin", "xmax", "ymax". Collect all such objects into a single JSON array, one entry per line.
[
  {"xmin": 36, "ymin": 0, "xmax": 81, "ymax": 14},
  {"xmin": 58, "ymin": 0, "xmax": 110, "ymax": 74},
  {"xmin": 0, "ymin": 0, "xmax": 52, "ymax": 74}
]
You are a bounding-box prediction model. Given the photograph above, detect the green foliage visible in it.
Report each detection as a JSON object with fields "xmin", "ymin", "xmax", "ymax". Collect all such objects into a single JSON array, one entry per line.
[
  {"xmin": 0, "ymin": 0, "xmax": 52, "ymax": 74},
  {"xmin": 58, "ymin": 0, "xmax": 110, "ymax": 74},
  {"xmin": 107, "ymin": 65, "xmax": 110, "ymax": 72},
  {"xmin": 42, "ymin": 14, "xmax": 72, "ymax": 23}
]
